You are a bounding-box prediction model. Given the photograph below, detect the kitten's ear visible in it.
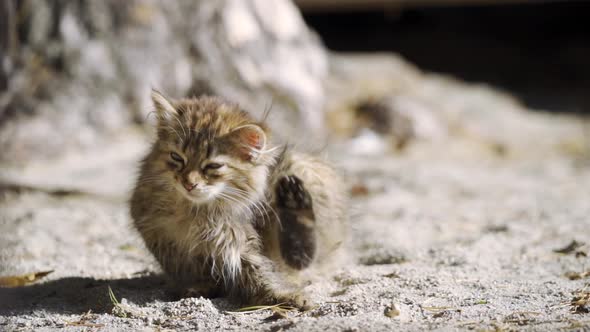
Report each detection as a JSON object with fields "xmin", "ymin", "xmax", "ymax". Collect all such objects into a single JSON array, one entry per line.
[
  {"xmin": 226, "ymin": 124, "xmax": 267, "ymax": 162},
  {"xmin": 151, "ymin": 89, "xmax": 177, "ymax": 120}
]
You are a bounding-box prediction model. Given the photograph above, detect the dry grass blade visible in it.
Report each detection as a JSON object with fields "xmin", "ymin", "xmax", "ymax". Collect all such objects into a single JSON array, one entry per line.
[
  {"xmin": 0, "ymin": 270, "xmax": 54, "ymax": 287},
  {"xmin": 226, "ymin": 303, "xmax": 296, "ymax": 315},
  {"xmin": 118, "ymin": 244, "xmax": 137, "ymax": 251},
  {"xmin": 502, "ymin": 311, "xmax": 541, "ymax": 326},
  {"xmin": 66, "ymin": 310, "xmax": 104, "ymax": 328},
  {"xmin": 65, "ymin": 322, "xmax": 104, "ymax": 328},
  {"xmin": 108, "ymin": 286, "xmax": 120, "ymax": 306},
  {"xmin": 422, "ymin": 306, "xmax": 458, "ymax": 312},
  {"xmin": 108, "ymin": 286, "xmax": 128, "ymax": 318},
  {"xmin": 570, "ymin": 287, "xmax": 590, "ymax": 314}
]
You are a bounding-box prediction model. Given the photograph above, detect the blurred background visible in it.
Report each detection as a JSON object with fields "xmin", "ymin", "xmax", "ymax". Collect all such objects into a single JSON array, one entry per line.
[
  {"xmin": 1, "ymin": 0, "xmax": 589, "ymax": 222},
  {"xmin": 1, "ymin": 0, "xmax": 589, "ymax": 167},
  {"xmin": 2, "ymin": 1, "xmax": 590, "ymax": 330},
  {"xmin": 298, "ymin": 0, "xmax": 590, "ymax": 114}
]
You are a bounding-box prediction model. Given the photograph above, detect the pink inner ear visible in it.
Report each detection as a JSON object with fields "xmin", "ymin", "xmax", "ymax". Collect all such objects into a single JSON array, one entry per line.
[
  {"xmin": 226, "ymin": 125, "xmax": 266, "ymax": 161},
  {"xmin": 244, "ymin": 131, "xmax": 262, "ymax": 149}
]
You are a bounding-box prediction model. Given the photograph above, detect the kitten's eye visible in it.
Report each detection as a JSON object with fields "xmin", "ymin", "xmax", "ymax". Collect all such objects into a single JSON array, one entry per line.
[
  {"xmin": 170, "ymin": 152, "xmax": 184, "ymax": 164},
  {"xmin": 204, "ymin": 163, "xmax": 224, "ymax": 170}
]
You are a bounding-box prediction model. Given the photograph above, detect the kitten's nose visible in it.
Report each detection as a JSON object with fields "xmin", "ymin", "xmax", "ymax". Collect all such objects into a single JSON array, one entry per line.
[
  {"xmin": 183, "ymin": 182, "xmax": 197, "ymax": 192},
  {"xmin": 184, "ymin": 171, "xmax": 202, "ymax": 192}
]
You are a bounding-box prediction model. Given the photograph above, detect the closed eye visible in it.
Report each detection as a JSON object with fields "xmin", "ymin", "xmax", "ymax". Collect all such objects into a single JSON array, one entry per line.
[
  {"xmin": 170, "ymin": 152, "xmax": 184, "ymax": 164},
  {"xmin": 204, "ymin": 163, "xmax": 224, "ymax": 170}
]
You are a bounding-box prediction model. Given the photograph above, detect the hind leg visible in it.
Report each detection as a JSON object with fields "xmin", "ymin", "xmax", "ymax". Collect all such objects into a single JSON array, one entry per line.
[{"xmin": 275, "ymin": 175, "xmax": 316, "ymax": 270}]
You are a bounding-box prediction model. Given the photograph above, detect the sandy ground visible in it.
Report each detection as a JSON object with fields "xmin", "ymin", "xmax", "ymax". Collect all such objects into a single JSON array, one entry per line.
[
  {"xmin": 0, "ymin": 54, "xmax": 590, "ymax": 331},
  {"xmin": 1, "ymin": 107, "xmax": 590, "ymax": 330}
]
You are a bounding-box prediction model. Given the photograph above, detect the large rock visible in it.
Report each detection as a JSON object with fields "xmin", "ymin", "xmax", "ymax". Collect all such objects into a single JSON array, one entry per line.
[
  {"xmin": 325, "ymin": 54, "xmax": 588, "ymax": 160},
  {"xmin": 0, "ymin": 0, "xmax": 327, "ymax": 165}
]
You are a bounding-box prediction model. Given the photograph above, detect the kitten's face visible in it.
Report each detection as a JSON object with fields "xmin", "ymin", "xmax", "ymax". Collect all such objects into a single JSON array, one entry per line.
[
  {"xmin": 150, "ymin": 92, "xmax": 273, "ymax": 207},
  {"xmin": 166, "ymin": 144, "xmax": 232, "ymax": 205}
]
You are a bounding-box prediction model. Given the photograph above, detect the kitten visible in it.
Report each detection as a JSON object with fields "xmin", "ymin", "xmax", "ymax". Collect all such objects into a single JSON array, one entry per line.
[{"xmin": 130, "ymin": 91, "xmax": 347, "ymax": 308}]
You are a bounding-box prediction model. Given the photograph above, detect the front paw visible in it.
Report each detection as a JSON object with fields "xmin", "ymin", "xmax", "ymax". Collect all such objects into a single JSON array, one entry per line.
[{"xmin": 277, "ymin": 292, "xmax": 313, "ymax": 311}]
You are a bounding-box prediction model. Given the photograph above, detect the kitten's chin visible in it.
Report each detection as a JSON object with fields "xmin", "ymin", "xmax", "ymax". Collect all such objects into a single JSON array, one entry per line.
[
  {"xmin": 176, "ymin": 183, "xmax": 225, "ymax": 205},
  {"xmin": 184, "ymin": 195, "xmax": 213, "ymax": 205}
]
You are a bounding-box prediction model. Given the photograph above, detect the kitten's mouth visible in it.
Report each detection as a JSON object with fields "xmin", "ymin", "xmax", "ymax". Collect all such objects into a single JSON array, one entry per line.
[{"xmin": 176, "ymin": 183, "xmax": 225, "ymax": 204}]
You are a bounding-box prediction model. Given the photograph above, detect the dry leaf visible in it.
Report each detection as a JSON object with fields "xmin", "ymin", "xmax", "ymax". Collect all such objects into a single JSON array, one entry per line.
[
  {"xmin": 0, "ymin": 270, "xmax": 53, "ymax": 287},
  {"xmin": 350, "ymin": 183, "xmax": 369, "ymax": 197},
  {"xmin": 565, "ymin": 271, "xmax": 590, "ymax": 280},
  {"xmin": 383, "ymin": 272, "xmax": 400, "ymax": 279},
  {"xmin": 330, "ymin": 289, "xmax": 347, "ymax": 297},
  {"xmin": 553, "ymin": 240, "xmax": 584, "ymax": 254}
]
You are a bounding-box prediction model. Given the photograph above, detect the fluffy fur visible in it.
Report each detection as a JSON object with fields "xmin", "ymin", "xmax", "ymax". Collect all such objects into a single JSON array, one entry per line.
[{"xmin": 130, "ymin": 91, "xmax": 347, "ymax": 307}]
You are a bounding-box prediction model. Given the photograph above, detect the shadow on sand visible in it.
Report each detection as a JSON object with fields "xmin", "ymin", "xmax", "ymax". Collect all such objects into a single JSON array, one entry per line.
[{"xmin": 0, "ymin": 274, "xmax": 172, "ymax": 316}]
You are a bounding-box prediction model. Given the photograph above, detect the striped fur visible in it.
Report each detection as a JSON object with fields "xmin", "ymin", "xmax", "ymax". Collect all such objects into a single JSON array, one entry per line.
[{"xmin": 130, "ymin": 91, "xmax": 347, "ymax": 307}]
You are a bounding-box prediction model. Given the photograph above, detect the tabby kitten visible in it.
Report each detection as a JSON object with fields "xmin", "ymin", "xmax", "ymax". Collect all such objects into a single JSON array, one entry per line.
[{"xmin": 130, "ymin": 91, "xmax": 347, "ymax": 308}]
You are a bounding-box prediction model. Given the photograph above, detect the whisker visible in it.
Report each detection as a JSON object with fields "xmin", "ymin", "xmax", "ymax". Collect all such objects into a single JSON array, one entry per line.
[
  {"xmin": 217, "ymin": 193, "xmax": 251, "ymax": 216},
  {"xmin": 261, "ymin": 99, "xmax": 274, "ymax": 122},
  {"xmin": 222, "ymin": 187, "xmax": 273, "ymax": 224},
  {"xmin": 171, "ymin": 113, "xmax": 188, "ymax": 141},
  {"xmin": 219, "ymin": 190, "xmax": 258, "ymax": 216}
]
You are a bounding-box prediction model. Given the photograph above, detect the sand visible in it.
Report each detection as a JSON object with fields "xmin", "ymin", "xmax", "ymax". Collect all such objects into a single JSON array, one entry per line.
[{"xmin": 1, "ymin": 55, "xmax": 590, "ymax": 331}]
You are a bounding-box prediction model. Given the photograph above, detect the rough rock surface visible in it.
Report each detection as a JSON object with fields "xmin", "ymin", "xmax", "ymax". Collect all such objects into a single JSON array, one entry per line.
[
  {"xmin": 1, "ymin": 52, "xmax": 590, "ymax": 330},
  {"xmin": 0, "ymin": 0, "xmax": 327, "ymax": 165}
]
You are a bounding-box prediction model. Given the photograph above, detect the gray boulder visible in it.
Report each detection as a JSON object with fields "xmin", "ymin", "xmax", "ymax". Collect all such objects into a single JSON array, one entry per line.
[{"xmin": 0, "ymin": 0, "xmax": 327, "ymax": 165}]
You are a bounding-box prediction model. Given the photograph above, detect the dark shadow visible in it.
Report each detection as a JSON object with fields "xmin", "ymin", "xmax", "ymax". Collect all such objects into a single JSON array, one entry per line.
[
  {"xmin": 303, "ymin": 2, "xmax": 590, "ymax": 114},
  {"xmin": 0, "ymin": 275, "xmax": 172, "ymax": 316}
]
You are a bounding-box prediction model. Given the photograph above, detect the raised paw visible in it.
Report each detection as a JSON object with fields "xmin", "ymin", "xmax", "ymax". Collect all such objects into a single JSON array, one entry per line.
[
  {"xmin": 276, "ymin": 175, "xmax": 313, "ymax": 211},
  {"xmin": 276, "ymin": 176, "xmax": 317, "ymax": 270}
]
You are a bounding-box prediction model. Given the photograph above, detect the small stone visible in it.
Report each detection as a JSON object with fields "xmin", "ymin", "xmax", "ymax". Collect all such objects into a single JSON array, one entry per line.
[{"xmin": 384, "ymin": 304, "xmax": 400, "ymax": 318}]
